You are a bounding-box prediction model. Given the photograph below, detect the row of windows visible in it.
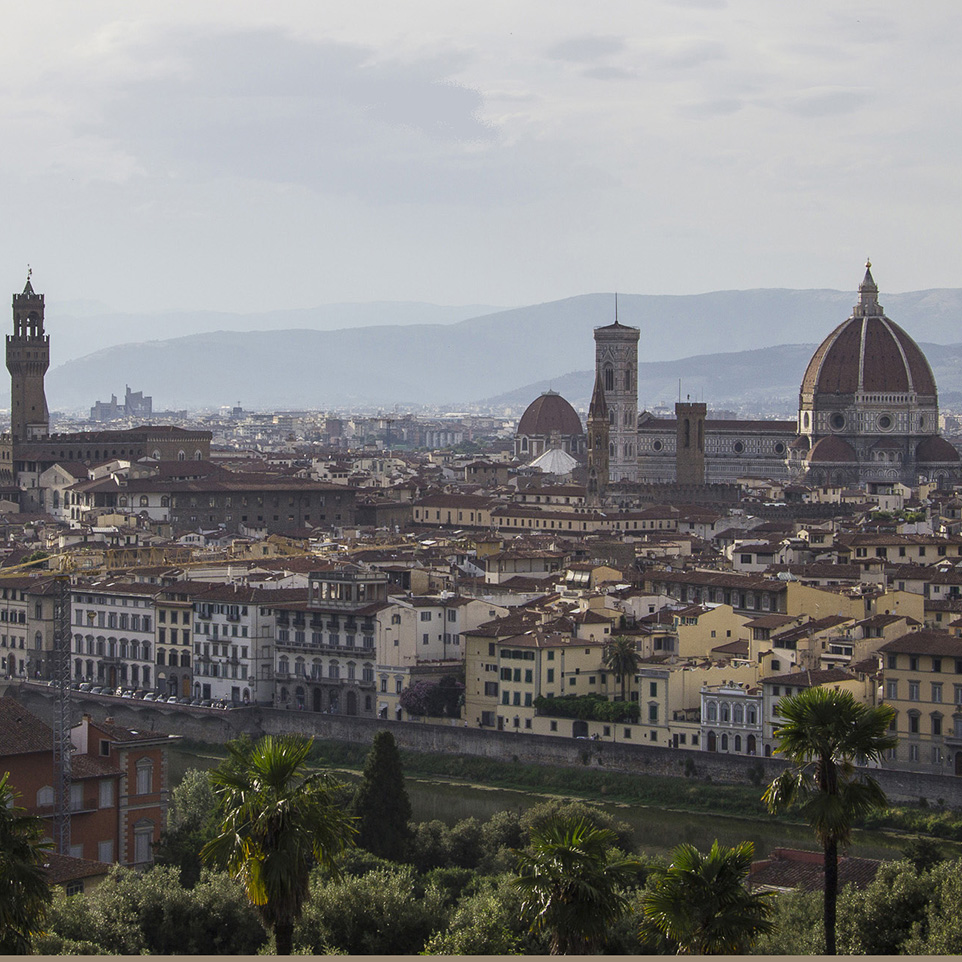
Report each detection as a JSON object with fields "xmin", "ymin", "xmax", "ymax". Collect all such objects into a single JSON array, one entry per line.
[
  {"xmin": 704, "ymin": 701, "xmax": 759, "ymax": 725},
  {"xmin": 72, "ymin": 635, "xmax": 151, "ymax": 660},
  {"xmin": 277, "ymin": 656, "xmax": 374, "ymax": 682},
  {"xmin": 886, "ymin": 679, "xmax": 962, "ymax": 703},
  {"xmin": 74, "ymin": 610, "xmax": 152, "ymax": 632},
  {"xmin": 887, "ymin": 655, "xmax": 962, "ymax": 674},
  {"xmin": 195, "ymin": 622, "xmax": 249, "ymax": 638},
  {"xmin": 276, "ymin": 629, "xmax": 373, "ymax": 649},
  {"xmin": 74, "ymin": 659, "xmax": 151, "ymax": 687},
  {"xmin": 156, "ymin": 649, "xmax": 191, "ymax": 667},
  {"xmin": 195, "ymin": 662, "xmax": 249, "ymax": 679}
]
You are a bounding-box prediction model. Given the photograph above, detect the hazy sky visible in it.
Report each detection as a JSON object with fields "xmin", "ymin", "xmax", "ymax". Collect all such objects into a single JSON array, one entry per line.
[{"xmin": 2, "ymin": 1, "xmax": 959, "ymax": 314}]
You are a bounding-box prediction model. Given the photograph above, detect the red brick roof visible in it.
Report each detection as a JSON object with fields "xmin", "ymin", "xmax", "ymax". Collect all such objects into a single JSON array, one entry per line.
[{"xmin": 750, "ymin": 848, "xmax": 881, "ymax": 892}]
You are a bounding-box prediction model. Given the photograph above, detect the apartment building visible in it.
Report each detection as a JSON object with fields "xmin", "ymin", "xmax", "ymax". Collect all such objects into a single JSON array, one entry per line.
[
  {"xmin": 878, "ymin": 629, "xmax": 962, "ymax": 775},
  {"xmin": 0, "ymin": 701, "xmax": 169, "ymax": 874}
]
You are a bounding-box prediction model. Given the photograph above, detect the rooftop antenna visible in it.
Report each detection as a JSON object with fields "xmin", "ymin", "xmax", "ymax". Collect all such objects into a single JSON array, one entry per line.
[
  {"xmin": 678, "ymin": 379, "xmax": 682, "ymax": 402},
  {"xmin": 614, "ymin": 292, "xmax": 618, "ymax": 324}
]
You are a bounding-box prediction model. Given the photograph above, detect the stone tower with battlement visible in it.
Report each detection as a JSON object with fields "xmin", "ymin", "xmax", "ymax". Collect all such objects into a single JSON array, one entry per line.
[
  {"xmin": 6, "ymin": 276, "xmax": 49, "ymax": 441},
  {"xmin": 675, "ymin": 400, "xmax": 706, "ymax": 484},
  {"xmin": 593, "ymin": 311, "xmax": 639, "ymax": 483}
]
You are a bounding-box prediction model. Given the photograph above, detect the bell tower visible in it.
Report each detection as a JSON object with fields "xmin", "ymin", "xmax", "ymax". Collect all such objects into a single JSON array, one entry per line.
[
  {"xmin": 593, "ymin": 299, "xmax": 639, "ymax": 483},
  {"xmin": 586, "ymin": 368, "xmax": 609, "ymax": 507},
  {"xmin": 6, "ymin": 272, "xmax": 49, "ymax": 441}
]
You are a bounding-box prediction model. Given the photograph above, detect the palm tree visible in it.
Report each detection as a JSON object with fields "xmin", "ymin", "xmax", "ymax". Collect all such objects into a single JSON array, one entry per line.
[
  {"xmin": 640, "ymin": 839, "xmax": 773, "ymax": 954},
  {"xmin": 513, "ymin": 814, "xmax": 643, "ymax": 954},
  {"xmin": 0, "ymin": 771, "xmax": 52, "ymax": 954},
  {"xmin": 762, "ymin": 686, "xmax": 896, "ymax": 955},
  {"xmin": 200, "ymin": 735, "xmax": 356, "ymax": 955},
  {"xmin": 603, "ymin": 635, "xmax": 640, "ymax": 703}
]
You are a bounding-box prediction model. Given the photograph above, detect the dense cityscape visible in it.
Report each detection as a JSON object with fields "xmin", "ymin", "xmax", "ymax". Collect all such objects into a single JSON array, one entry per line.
[
  {"xmin": 2, "ymin": 264, "xmax": 962, "ymax": 954},
  {"xmin": 3, "ymin": 2, "xmax": 962, "ymax": 952}
]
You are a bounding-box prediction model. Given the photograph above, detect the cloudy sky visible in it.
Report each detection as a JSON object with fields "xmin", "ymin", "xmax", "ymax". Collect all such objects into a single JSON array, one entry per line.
[{"xmin": 1, "ymin": 1, "xmax": 958, "ymax": 314}]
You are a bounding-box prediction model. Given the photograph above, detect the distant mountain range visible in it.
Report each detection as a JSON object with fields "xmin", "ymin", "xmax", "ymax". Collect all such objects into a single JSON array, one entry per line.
[{"xmin": 30, "ymin": 287, "xmax": 962, "ymax": 412}]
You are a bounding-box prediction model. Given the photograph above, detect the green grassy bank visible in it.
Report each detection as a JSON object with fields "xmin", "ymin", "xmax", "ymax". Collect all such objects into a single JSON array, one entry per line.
[{"xmin": 169, "ymin": 735, "xmax": 962, "ymax": 843}]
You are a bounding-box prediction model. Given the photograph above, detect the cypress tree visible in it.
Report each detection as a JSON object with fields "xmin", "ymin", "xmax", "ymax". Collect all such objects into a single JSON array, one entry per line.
[{"xmin": 353, "ymin": 730, "xmax": 413, "ymax": 861}]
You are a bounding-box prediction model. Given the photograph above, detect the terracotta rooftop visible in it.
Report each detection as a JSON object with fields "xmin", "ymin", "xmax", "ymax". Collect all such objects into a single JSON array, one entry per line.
[{"xmin": 749, "ymin": 848, "xmax": 881, "ymax": 893}]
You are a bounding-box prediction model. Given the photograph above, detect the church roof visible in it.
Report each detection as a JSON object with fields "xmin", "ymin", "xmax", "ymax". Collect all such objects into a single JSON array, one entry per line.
[
  {"xmin": 806, "ymin": 435, "xmax": 858, "ymax": 463},
  {"xmin": 917, "ymin": 436, "xmax": 961, "ymax": 463},
  {"xmin": 517, "ymin": 391, "xmax": 584, "ymax": 438},
  {"xmin": 800, "ymin": 264, "xmax": 937, "ymax": 397},
  {"xmin": 528, "ymin": 447, "xmax": 579, "ymax": 475}
]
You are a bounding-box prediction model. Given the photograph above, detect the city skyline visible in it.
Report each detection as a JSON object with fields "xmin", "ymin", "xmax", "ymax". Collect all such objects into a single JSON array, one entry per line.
[{"xmin": 1, "ymin": 2, "xmax": 959, "ymax": 315}]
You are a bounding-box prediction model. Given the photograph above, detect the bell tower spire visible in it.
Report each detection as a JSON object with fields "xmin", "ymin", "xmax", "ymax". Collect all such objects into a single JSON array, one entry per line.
[{"xmin": 6, "ymin": 271, "xmax": 50, "ymax": 440}]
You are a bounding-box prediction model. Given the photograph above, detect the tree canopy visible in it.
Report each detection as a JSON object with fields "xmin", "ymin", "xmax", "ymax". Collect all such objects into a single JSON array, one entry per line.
[
  {"xmin": 763, "ymin": 686, "xmax": 896, "ymax": 955},
  {"xmin": 353, "ymin": 730, "xmax": 413, "ymax": 862},
  {"xmin": 640, "ymin": 839, "xmax": 773, "ymax": 954},
  {"xmin": 200, "ymin": 734, "xmax": 356, "ymax": 954},
  {"xmin": 0, "ymin": 771, "xmax": 52, "ymax": 954}
]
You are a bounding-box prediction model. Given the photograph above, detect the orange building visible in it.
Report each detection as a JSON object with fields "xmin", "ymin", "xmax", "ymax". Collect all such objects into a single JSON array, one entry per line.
[{"xmin": 0, "ymin": 697, "xmax": 169, "ymax": 868}]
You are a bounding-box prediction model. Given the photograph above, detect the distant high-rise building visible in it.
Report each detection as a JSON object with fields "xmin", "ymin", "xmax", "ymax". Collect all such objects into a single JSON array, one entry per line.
[
  {"xmin": 6, "ymin": 275, "xmax": 49, "ymax": 441},
  {"xmin": 594, "ymin": 308, "xmax": 639, "ymax": 482}
]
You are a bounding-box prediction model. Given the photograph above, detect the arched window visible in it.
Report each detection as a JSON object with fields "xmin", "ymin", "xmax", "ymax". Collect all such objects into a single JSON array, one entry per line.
[
  {"xmin": 34, "ymin": 631, "xmax": 42, "ymax": 650},
  {"xmin": 294, "ymin": 657, "xmax": 305, "ymax": 678},
  {"xmin": 178, "ymin": 450, "xmax": 186, "ymax": 461},
  {"xmin": 119, "ymin": 496, "xmax": 128, "ymax": 507},
  {"xmin": 721, "ymin": 703, "xmax": 730, "ymax": 723},
  {"xmin": 37, "ymin": 785, "xmax": 54, "ymax": 807},
  {"xmin": 747, "ymin": 706, "xmax": 757, "ymax": 725},
  {"xmin": 733, "ymin": 704, "xmax": 744, "ymax": 724},
  {"xmin": 706, "ymin": 701, "xmax": 717, "ymax": 722},
  {"xmin": 603, "ymin": 364, "xmax": 614, "ymax": 392},
  {"xmin": 161, "ymin": 496, "xmax": 170, "ymax": 508},
  {"xmin": 734, "ymin": 734, "xmax": 742, "ymax": 752},
  {"xmin": 721, "ymin": 733, "xmax": 729, "ymax": 751}
]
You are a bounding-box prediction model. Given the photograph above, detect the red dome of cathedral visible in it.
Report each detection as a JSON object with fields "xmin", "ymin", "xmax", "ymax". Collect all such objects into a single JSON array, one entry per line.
[
  {"xmin": 517, "ymin": 391, "xmax": 583, "ymax": 437},
  {"xmin": 800, "ymin": 264, "xmax": 937, "ymax": 398}
]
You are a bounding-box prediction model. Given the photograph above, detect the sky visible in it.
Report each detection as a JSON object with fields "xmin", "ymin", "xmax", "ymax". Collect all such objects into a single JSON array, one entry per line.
[{"xmin": 1, "ymin": 1, "xmax": 959, "ymax": 315}]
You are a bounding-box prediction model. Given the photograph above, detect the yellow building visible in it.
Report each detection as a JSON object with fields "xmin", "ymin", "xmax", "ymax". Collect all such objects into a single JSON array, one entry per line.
[
  {"xmin": 673, "ymin": 603, "xmax": 749, "ymax": 660},
  {"xmin": 878, "ymin": 629, "xmax": 962, "ymax": 775}
]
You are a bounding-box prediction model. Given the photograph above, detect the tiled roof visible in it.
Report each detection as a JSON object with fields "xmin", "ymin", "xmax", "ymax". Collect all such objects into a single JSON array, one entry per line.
[
  {"xmin": 42, "ymin": 852, "xmax": 113, "ymax": 885},
  {"xmin": 762, "ymin": 667, "xmax": 857, "ymax": 687},
  {"xmin": 750, "ymin": 848, "xmax": 881, "ymax": 892},
  {"xmin": 0, "ymin": 696, "xmax": 52, "ymax": 755},
  {"xmin": 878, "ymin": 629, "xmax": 962, "ymax": 657}
]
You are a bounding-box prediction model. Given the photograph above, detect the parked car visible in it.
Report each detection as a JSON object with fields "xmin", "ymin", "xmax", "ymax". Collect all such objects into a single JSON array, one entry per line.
[
  {"xmin": 143, "ymin": 692, "xmax": 158, "ymax": 701},
  {"xmin": 78, "ymin": 682, "xmax": 93, "ymax": 692}
]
